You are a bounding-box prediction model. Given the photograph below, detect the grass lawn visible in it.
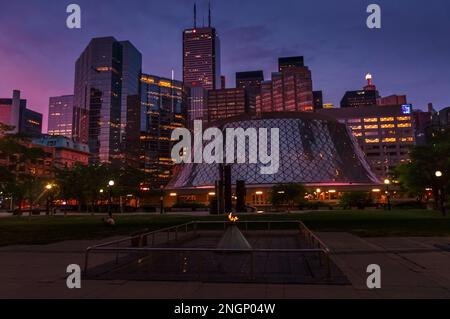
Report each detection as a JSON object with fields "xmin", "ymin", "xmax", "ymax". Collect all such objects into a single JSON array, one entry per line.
[{"xmin": 0, "ymin": 209, "xmax": 449, "ymax": 246}]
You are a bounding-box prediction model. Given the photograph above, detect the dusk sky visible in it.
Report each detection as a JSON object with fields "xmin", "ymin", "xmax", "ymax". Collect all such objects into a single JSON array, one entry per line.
[{"xmin": 1, "ymin": 0, "xmax": 450, "ymax": 132}]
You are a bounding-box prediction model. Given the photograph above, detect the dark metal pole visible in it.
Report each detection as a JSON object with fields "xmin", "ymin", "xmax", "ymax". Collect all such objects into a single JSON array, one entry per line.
[
  {"xmin": 160, "ymin": 185, "xmax": 164, "ymax": 215},
  {"xmin": 108, "ymin": 187, "xmax": 112, "ymax": 218},
  {"xmin": 386, "ymin": 185, "xmax": 391, "ymax": 211},
  {"xmin": 46, "ymin": 192, "xmax": 50, "ymax": 215}
]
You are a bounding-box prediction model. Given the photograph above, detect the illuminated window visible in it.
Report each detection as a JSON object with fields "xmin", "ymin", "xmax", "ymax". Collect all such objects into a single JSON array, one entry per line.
[
  {"xmin": 380, "ymin": 117, "xmax": 394, "ymax": 122},
  {"xmin": 350, "ymin": 125, "xmax": 362, "ymax": 130},
  {"xmin": 365, "ymin": 125, "xmax": 379, "ymax": 129},
  {"xmin": 381, "ymin": 124, "xmax": 395, "ymax": 129},
  {"xmin": 397, "ymin": 116, "xmax": 411, "ymax": 121},
  {"xmin": 364, "ymin": 118, "xmax": 378, "ymax": 123},
  {"xmin": 159, "ymin": 80, "xmax": 172, "ymax": 88},
  {"xmin": 353, "ymin": 133, "xmax": 363, "ymax": 137},
  {"xmin": 382, "ymin": 138, "xmax": 397, "ymax": 143},
  {"xmin": 400, "ymin": 137, "xmax": 414, "ymax": 142},
  {"xmin": 397, "ymin": 123, "xmax": 412, "ymax": 128},
  {"xmin": 365, "ymin": 138, "xmax": 380, "ymax": 143}
]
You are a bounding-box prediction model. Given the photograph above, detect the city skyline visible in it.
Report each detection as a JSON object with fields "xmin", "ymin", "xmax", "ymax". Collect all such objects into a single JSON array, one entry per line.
[{"xmin": 1, "ymin": 0, "xmax": 450, "ymax": 132}]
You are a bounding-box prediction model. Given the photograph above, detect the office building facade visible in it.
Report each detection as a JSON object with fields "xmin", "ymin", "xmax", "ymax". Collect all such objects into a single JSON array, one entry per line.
[
  {"xmin": 73, "ymin": 37, "xmax": 142, "ymax": 165},
  {"xmin": 140, "ymin": 74, "xmax": 186, "ymax": 188},
  {"xmin": 207, "ymin": 88, "xmax": 251, "ymax": 123},
  {"xmin": 48, "ymin": 95, "xmax": 74, "ymax": 139},
  {"xmin": 256, "ymin": 57, "xmax": 314, "ymax": 113},
  {"xmin": 0, "ymin": 90, "xmax": 42, "ymax": 137},
  {"xmin": 32, "ymin": 135, "xmax": 90, "ymax": 168},
  {"xmin": 318, "ymin": 105, "xmax": 416, "ymax": 178}
]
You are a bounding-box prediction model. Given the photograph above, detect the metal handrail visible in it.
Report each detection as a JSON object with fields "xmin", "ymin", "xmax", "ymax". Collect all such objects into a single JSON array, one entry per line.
[{"xmin": 84, "ymin": 220, "xmax": 333, "ymax": 279}]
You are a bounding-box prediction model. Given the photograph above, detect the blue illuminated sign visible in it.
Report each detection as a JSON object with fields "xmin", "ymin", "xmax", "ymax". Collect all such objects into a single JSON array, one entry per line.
[{"xmin": 402, "ymin": 104, "xmax": 412, "ymax": 115}]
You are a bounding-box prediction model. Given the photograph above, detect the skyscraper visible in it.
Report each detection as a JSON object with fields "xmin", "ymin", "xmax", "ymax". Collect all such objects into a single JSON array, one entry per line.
[
  {"xmin": 73, "ymin": 37, "xmax": 142, "ymax": 164},
  {"xmin": 140, "ymin": 74, "xmax": 186, "ymax": 188},
  {"xmin": 183, "ymin": 4, "xmax": 221, "ymax": 123},
  {"xmin": 48, "ymin": 95, "xmax": 74, "ymax": 139},
  {"xmin": 256, "ymin": 57, "xmax": 314, "ymax": 113}
]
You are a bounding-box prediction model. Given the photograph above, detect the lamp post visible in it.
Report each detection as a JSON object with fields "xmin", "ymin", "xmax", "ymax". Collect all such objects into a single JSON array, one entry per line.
[
  {"xmin": 107, "ymin": 180, "xmax": 115, "ymax": 218},
  {"xmin": 160, "ymin": 185, "xmax": 165, "ymax": 215},
  {"xmin": 99, "ymin": 189, "xmax": 104, "ymax": 213},
  {"xmin": 384, "ymin": 179, "xmax": 391, "ymax": 211},
  {"xmin": 45, "ymin": 184, "xmax": 53, "ymax": 215},
  {"xmin": 435, "ymin": 171, "xmax": 446, "ymax": 216}
]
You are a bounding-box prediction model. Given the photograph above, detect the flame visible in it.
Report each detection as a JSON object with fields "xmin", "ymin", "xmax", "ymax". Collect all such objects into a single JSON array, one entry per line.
[{"xmin": 228, "ymin": 213, "xmax": 239, "ymax": 223}]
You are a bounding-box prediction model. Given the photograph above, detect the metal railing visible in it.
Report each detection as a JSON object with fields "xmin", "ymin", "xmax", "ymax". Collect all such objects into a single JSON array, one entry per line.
[{"xmin": 84, "ymin": 220, "xmax": 332, "ymax": 281}]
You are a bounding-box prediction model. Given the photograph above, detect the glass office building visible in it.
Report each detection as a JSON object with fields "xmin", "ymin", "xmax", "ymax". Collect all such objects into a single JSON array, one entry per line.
[
  {"xmin": 140, "ymin": 74, "xmax": 186, "ymax": 188},
  {"xmin": 73, "ymin": 37, "xmax": 142, "ymax": 165}
]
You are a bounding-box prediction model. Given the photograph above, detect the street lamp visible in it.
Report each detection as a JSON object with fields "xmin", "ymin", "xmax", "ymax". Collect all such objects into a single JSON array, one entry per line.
[
  {"xmin": 45, "ymin": 183, "xmax": 54, "ymax": 215},
  {"xmin": 384, "ymin": 179, "xmax": 391, "ymax": 211},
  {"xmin": 107, "ymin": 180, "xmax": 115, "ymax": 218},
  {"xmin": 99, "ymin": 189, "xmax": 104, "ymax": 212},
  {"xmin": 160, "ymin": 185, "xmax": 165, "ymax": 215},
  {"xmin": 435, "ymin": 171, "xmax": 446, "ymax": 216}
]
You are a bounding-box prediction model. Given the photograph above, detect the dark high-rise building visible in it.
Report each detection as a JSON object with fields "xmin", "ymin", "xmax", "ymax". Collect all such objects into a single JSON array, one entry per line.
[
  {"xmin": 0, "ymin": 90, "xmax": 42, "ymax": 136},
  {"xmin": 236, "ymin": 71, "xmax": 264, "ymax": 95},
  {"xmin": 140, "ymin": 74, "xmax": 186, "ymax": 188},
  {"xmin": 236, "ymin": 71, "xmax": 264, "ymax": 112},
  {"xmin": 313, "ymin": 91, "xmax": 323, "ymax": 110},
  {"xmin": 341, "ymin": 90, "xmax": 380, "ymax": 108},
  {"xmin": 73, "ymin": 37, "xmax": 142, "ymax": 164},
  {"xmin": 341, "ymin": 74, "xmax": 380, "ymax": 108},
  {"xmin": 436, "ymin": 106, "xmax": 450, "ymax": 127},
  {"xmin": 48, "ymin": 95, "xmax": 74, "ymax": 139},
  {"xmin": 207, "ymin": 88, "xmax": 251, "ymax": 123},
  {"xmin": 278, "ymin": 56, "xmax": 304, "ymax": 72},
  {"xmin": 220, "ymin": 75, "xmax": 226, "ymax": 89},
  {"xmin": 256, "ymin": 57, "xmax": 314, "ymax": 113},
  {"xmin": 120, "ymin": 41, "xmax": 143, "ymax": 150},
  {"xmin": 183, "ymin": 4, "xmax": 221, "ymax": 123},
  {"xmin": 413, "ymin": 109, "xmax": 434, "ymax": 145}
]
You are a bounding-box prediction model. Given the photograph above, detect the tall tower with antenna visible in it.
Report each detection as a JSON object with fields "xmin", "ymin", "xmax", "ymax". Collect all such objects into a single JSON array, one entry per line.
[{"xmin": 183, "ymin": 1, "xmax": 221, "ymax": 124}]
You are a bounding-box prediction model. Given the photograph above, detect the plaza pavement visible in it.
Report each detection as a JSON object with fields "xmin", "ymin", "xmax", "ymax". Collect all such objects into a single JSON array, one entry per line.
[{"xmin": 0, "ymin": 233, "xmax": 449, "ymax": 299}]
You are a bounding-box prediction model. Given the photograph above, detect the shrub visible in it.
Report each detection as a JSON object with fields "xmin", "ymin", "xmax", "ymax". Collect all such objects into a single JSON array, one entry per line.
[{"xmin": 340, "ymin": 192, "xmax": 372, "ymax": 209}]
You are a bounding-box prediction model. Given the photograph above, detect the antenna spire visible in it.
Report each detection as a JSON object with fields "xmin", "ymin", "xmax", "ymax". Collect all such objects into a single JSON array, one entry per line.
[
  {"xmin": 194, "ymin": 3, "xmax": 197, "ymax": 28},
  {"xmin": 208, "ymin": 1, "xmax": 212, "ymax": 27}
]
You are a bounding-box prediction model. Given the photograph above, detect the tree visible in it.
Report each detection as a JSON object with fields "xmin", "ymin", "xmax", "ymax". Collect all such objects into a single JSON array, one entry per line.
[
  {"xmin": 396, "ymin": 127, "xmax": 450, "ymax": 210},
  {"xmin": 270, "ymin": 183, "xmax": 307, "ymax": 212},
  {"xmin": 54, "ymin": 163, "xmax": 145, "ymax": 213},
  {"xmin": 0, "ymin": 133, "xmax": 48, "ymax": 215}
]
